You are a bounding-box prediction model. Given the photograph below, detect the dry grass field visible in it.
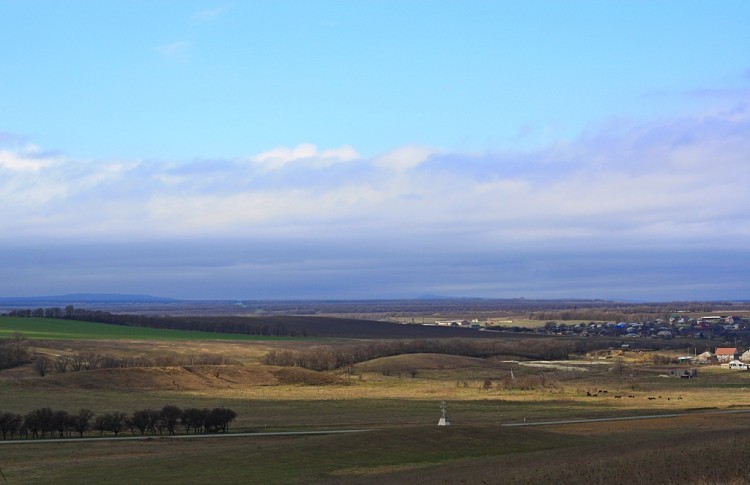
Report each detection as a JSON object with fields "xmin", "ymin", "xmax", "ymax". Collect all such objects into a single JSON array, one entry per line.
[{"xmin": 3, "ymin": 334, "xmax": 750, "ymax": 483}]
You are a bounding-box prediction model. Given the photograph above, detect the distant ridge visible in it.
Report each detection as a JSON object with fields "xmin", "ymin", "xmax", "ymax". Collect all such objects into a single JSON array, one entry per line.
[
  {"xmin": 415, "ymin": 294, "xmax": 486, "ymax": 300},
  {"xmin": 0, "ymin": 293, "xmax": 178, "ymax": 303}
]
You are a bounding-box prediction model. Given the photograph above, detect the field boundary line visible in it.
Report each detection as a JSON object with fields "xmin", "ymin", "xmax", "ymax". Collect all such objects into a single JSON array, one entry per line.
[
  {"xmin": 502, "ymin": 408, "xmax": 750, "ymax": 427},
  {"xmin": 0, "ymin": 428, "xmax": 373, "ymax": 446}
]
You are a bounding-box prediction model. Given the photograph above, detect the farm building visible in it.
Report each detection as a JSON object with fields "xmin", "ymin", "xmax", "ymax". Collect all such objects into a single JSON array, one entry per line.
[
  {"xmin": 695, "ymin": 351, "xmax": 717, "ymax": 364},
  {"xmin": 715, "ymin": 347, "xmax": 738, "ymax": 362}
]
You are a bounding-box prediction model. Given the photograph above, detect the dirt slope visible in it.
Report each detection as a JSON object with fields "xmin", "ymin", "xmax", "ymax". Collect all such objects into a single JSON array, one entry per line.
[{"xmin": 28, "ymin": 364, "xmax": 279, "ymax": 391}]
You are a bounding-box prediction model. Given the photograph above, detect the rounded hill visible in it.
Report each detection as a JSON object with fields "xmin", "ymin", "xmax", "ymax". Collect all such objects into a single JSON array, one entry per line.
[{"xmin": 354, "ymin": 352, "xmax": 494, "ymax": 373}]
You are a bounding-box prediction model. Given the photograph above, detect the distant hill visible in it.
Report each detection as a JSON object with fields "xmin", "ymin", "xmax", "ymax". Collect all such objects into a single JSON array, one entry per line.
[{"xmin": 0, "ymin": 293, "xmax": 178, "ymax": 304}]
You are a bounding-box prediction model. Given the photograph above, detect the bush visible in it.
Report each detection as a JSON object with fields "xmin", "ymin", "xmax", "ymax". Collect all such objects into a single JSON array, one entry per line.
[{"xmin": 0, "ymin": 333, "xmax": 31, "ymax": 369}]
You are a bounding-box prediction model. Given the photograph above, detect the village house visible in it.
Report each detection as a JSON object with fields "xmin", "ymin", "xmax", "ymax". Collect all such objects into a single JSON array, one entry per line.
[
  {"xmin": 695, "ymin": 351, "xmax": 717, "ymax": 364},
  {"xmin": 715, "ymin": 347, "xmax": 738, "ymax": 362}
]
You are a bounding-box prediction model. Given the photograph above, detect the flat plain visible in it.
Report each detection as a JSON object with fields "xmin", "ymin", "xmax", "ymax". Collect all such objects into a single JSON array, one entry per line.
[{"xmin": 2, "ymin": 314, "xmax": 750, "ymax": 484}]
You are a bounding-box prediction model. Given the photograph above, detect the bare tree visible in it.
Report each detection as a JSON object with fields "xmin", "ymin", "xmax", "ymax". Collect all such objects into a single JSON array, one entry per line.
[
  {"xmin": 34, "ymin": 356, "xmax": 49, "ymax": 377},
  {"xmin": 53, "ymin": 355, "xmax": 71, "ymax": 374},
  {"xmin": 71, "ymin": 409, "xmax": 93, "ymax": 437},
  {"xmin": 130, "ymin": 410, "xmax": 151, "ymax": 435},
  {"xmin": 161, "ymin": 405, "xmax": 181, "ymax": 435},
  {"xmin": 0, "ymin": 333, "xmax": 30, "ymax": 370},
  {"xmin": 52, "ymin": 410, "xmax": 70, "ymax": 438},
  {"xmin": 0, "ymin": 412, "xmax": 22, "ymax": 440}
]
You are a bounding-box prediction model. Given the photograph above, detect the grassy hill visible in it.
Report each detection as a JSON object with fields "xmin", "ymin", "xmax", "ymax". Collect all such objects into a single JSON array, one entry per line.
[{"xmin": 354, "ymin": 353, "xmax": 494, "ymax": 373}]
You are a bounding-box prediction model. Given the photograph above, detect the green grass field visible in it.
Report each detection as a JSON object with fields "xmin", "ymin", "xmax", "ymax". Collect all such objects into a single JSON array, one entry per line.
[
  {"xmin": 2, "ymin": 415, "xmax": 749, "ymax": 484},
  {"xmin": 0, "ymin": 425, "xmax": 580, "ymax": 484},
  {"xmin": 0, "ymin": 317, "xmax": 293, "ymax": 341}
]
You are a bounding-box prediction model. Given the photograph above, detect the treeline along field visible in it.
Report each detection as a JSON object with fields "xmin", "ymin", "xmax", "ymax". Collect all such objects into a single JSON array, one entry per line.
[
  {"xmin": 262, "ymin": 337, "xmax": 692, "ymax": 371},
  {"xmin": 4, "ymin": 307, "xmax": 540, "ymax": 339},
  {"xmin": 0, "ymin": 317, "xmax": 294, "ymax": 341},
  {"xmin": 0, "ymin": 405, "xmax": 237, "ymax": 440}
]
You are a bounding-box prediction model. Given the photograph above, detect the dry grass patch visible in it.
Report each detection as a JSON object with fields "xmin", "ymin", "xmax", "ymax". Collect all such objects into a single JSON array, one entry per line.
[
  {"xmin": 273, "ymin": 367, "xmax": 349, "ymax": 386},
  {"xmin": 27, "ymin": 364, "xmax": 279, "ymax": 391},
  {"xmin": 30, "ymin": 338, "xmax": 277, "ymax": 365}
]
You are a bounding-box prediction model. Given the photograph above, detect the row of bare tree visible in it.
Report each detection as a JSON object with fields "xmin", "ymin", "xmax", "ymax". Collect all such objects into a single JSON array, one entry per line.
[
  {"xmin": 34, "ymin": 352, "xmax": 236, "ymax": 376},
  {"xmin": 0, "ymin": 405, "xmax": 237, "ymax": 441}
]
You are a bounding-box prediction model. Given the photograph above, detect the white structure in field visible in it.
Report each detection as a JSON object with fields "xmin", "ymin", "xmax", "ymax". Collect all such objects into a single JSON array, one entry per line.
[
  {"xmin": 438, "ymin": 401, "xmax": 451, "ymax": 426},
  {"xmin": 726, "ymin": 360, "xmax": 748, "ymax": 370}
]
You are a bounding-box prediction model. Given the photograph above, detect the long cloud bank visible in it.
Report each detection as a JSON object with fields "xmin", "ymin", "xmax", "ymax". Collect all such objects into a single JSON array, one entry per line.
[
  {"xmin": 1, "ymin": 106, "xmax": 749, "ymax": 299},
  {"xmin": 2, "ymin": 106, "xmax": 748, "ymax": 249}
]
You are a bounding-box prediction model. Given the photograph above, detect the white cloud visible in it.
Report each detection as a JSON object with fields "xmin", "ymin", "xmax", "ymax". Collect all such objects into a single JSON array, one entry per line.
[
  {"xmin": 250, "ymin": 143, "xmax": 359, "ymax": 172},
  {"xmin": 1, "ymin": 108, "xmax": 748, "ymax": 299},
  {"xmin": 0, "ymin": 145, "xmax": 59, "ymax": 172},
  {"xmin": 0, "ymin": 106, "xmax": 748, "ymax": 253},
  {"xmin": 373, "ymin": 145, "xmax": 439, "ymax": 171}
]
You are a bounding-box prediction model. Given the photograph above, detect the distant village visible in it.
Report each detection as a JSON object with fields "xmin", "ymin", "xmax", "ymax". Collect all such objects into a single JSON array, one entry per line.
[
  {"xmin": 427, "ymin": 314, "xmax": 750, "ymax": 367},
  {"xmin": 523, "ymin": 314, "xmax": 748, "ymax": 340},
  {"xmin": 431, "ymin": 314, "xmax": 747, "ymax": 337},
  {"xmin": 426, "ymin": 315, "xmax": 750, "ymax": 343}
]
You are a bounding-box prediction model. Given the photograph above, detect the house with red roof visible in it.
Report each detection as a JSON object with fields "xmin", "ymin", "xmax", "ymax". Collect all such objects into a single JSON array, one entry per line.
[{"xmin": 715, "ymin": 347, "xmax": 738, "ymax": 362}]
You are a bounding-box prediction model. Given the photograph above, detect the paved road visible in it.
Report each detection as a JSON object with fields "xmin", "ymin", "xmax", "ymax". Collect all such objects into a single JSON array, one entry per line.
[
  {"xmin": 0, "ymin": 428, "xmax": 373, "ymax": 446},
  {"xmin": 501, "ymin": 408, "xmax": 750, "ymax": 427}
]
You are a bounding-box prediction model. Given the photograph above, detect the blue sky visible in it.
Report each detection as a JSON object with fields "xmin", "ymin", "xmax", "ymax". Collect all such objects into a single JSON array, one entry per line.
[{"xmin": 1, "ymin": 1, "xmax": 749, "ymax": 300}]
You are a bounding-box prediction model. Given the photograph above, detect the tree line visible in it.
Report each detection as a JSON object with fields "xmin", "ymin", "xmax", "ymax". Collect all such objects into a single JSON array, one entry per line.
[
  {"xmin": 262, "ymin": 337, "xmax": 694, "ymax": 372},
  {"xmin": 34, "ymin": 351, "xmax": 236, "ymax": 377},
  {"xmin": 0, "ymin": 405, "xmax": 237, "ymax": 440},
  {"xmin": 4, "ymin": 306, "xmax": 305, "ymax": 337},
  {"xmin": 525, "ymin": 301, "xmax": 749, "ymax": 322},
  {"xmin": 262, "ymin": 338, "xmax": 589, "ymax": 371}
]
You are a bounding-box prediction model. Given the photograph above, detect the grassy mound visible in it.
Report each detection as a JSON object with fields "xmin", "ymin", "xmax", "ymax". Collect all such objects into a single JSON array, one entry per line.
[{"xmin": 354, "ymin": 352, "xmax": 492, "ymax": 373}]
